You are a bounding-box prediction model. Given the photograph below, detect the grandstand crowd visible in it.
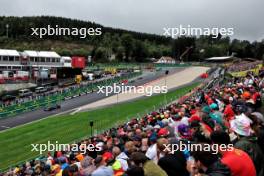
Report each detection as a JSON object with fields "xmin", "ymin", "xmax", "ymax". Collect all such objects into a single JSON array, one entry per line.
[
  {"xmin": 2, "ymin": 66, "xmax": 264, "ymax": 176},
  {"xmin": 228, "ymin": 60, "xmax": 262, "ymax": 72}
]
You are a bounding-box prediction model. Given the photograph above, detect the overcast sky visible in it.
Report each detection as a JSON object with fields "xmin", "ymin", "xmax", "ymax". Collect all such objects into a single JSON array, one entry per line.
[{"xmin": 0, "ymin": 0, "xmax": 263, "ymax": 41}]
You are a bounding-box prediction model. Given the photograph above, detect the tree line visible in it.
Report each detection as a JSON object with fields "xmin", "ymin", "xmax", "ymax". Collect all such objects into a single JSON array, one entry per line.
[{"xmin": 0, "ymin": 16, "xmax": 263, "ymax": 62}]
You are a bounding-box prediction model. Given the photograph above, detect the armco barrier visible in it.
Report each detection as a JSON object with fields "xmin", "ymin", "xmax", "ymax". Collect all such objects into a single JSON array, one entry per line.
[{"xmin": 0, "ymin": 99, "xmax": 59, "ymax": 118}]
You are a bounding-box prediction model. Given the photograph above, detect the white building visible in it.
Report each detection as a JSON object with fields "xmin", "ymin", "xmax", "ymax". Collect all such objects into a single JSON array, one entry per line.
[
  {"xmin": 60, "ymin": 56, "xmax": 72, "ymax": 67},
  {"xmin": 0, "ymin": 49, "xmax": 22, "ymax": 71},
  {"xmin": 22, "ymin": 50, "xmax": 62, "ymax": 68},
  {"xmin": 155, "ymin": 56, "xmax": 176, "ymax": 64}
]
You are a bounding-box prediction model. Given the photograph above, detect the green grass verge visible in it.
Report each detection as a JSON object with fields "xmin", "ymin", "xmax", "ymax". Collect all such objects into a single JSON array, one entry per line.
[{"xmin": 0, "ymin": 82, "xmax": 199, "ymax": 170}]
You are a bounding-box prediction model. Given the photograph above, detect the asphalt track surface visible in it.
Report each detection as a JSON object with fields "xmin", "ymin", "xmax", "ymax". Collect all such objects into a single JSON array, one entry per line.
[{"xmin": 0, "ymin": 68, "xmax": 184, "ymax": 131}]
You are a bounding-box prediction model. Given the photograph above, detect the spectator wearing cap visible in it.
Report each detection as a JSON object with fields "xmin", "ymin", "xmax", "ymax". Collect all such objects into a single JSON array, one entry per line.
[
  {"xmin": 177, "ymin": 124, "xmax": 191, "ymax": 140},
  {"xmin": 223, "ymin": 98, "xmax": 235, "ymax": 122},
  {"xmin": 201, "ymin": 105, "xmax": 211, "ymax": 115},
  {"xmin": 102, "ymin": 151, "xmax": 115, "ymax": 166},
  {"xmin": 200, "ymin": 121, "xmax": 214, "ymax": 139},
  {"xmin": 132, "ymin": 135, "xmax": 142, "ymax": 149},
  {"xmin": 162, "ymin": 119, "xmax": 175, "ymax": 138},
  {"xmin": 209, "ymin": 103, "xmax": 225, "ymax": 130},
  {"xmin": 231, "ymin": 115, "xmax": 264, "ymax": 176},
  {"xmin": 153, "ymin": 124, "xmax": 161, "ymax": 131},
  {"xmin": 242, "ymin": 91, "xmax": 256, "ymax": 110},
  {"xmin": 158, "ymin": 128, "xmax": 169, "ymax": 138},
  {"xmin": 188, "ymin": 115, "xmax": 201, "ymax": 124}
]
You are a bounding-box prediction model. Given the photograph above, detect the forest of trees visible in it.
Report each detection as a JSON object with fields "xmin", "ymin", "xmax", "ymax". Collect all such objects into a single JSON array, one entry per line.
[{"xmin": 0, "ymin": 16, "xmax": 263, "ymax": 62}]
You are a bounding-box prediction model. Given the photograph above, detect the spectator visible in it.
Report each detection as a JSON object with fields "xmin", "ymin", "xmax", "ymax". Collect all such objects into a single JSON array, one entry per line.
[
  {"xmin": 3, "ymin": 66, "xmax": 264, "ymax": 176},
  {"xmin": 125, "ymin": 166, "xmax": 144, "ymax": 176},
  {"xmin": 210, "ymin": 130, "xmax": 256, "ymax": 176},
  {"xmin": 80, "ymin": 155, "xmax": 96, "ymax": 176},
  {"xmin": 191, "ymin": 149, "xmax": 231, "ymax": 176},
  {"xmin": 91, "ymin": 156, "xmax": 113, "ymax": 176},
  {"xmin": 158, "ymin": 140, "xmax": 189, "ymax": 176},
  {"xmin": 130, "ymin": 152, "xmax": 168, "ymax": 176},
  {"xmin": 112, "ymin": 146, "xmax": 129, "ymax": 171},
  {"xmin": 230, "ymin": 116, "xmax": 264, "ymax": 176}
]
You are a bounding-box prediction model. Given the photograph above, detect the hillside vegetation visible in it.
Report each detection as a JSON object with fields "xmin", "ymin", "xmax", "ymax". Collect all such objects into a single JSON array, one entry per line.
[{"xmin": 0, "ymin": 16, "xmax": 264, "ymax": 62}]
